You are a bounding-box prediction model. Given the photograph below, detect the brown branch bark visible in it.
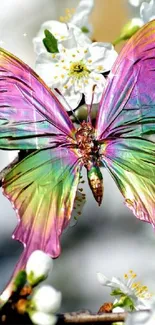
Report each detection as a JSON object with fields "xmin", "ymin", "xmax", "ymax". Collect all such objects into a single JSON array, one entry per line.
[
  {"xmin": 0, "ymin": 305, "xmax": 150, "ymax": 325},
  {"xmin": 62, "ymin": 311, "xmax": 127, "ymax": 323}
]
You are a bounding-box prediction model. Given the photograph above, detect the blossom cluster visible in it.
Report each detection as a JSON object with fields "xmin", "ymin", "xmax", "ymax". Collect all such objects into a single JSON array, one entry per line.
[
  {"xmin": 33, "ymin": 0, "xmax": 117, "ymax": 110},
  {"xmin": 0, "ymin": 251, "xmax": 61, "ymax": 325}
]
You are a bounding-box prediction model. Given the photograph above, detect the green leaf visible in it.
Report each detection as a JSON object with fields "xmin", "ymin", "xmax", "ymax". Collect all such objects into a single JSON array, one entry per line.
[
  {"xmin": 43, "ymin": 29, "xmax": 59, "ymax": 53},
  {"xmin": 113, "ymin": 295, "xmax": 135, "ymax": 312},
  {"xmin": 111, "ymin": 288, "xmax": 124, "ymax": 296},
  {"xmin": 81, "ymin": 26, "xmax": 89, "ymax": 33},
  {"xmin": 13, "ymin": 270, "xmax": 27, "ymax": 292},
  {"xmin": 27, "ymin": 271, "xmax": 46, "ymax": 287}
]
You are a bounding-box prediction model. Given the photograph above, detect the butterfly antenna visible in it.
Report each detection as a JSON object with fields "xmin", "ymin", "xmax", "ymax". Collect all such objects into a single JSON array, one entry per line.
[
  {"xmin": 87, "ymin": 84, "xmax": 96, "ymax": 125},
  {"xmin": 54, "ymin": 88, "xmax": 80, "ymax": 124}
]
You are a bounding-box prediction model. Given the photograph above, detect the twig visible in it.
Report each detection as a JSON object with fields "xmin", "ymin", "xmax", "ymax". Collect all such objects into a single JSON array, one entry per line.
[{"xmin": 61, "ymin": 312, "xmax": 127, "ymax": 323}]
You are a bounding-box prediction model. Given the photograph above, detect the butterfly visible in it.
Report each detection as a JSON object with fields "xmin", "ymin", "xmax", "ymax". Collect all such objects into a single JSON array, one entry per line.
[{"xmin": 0, "ymin": 20, "xmax": 155, "ymax": 290}]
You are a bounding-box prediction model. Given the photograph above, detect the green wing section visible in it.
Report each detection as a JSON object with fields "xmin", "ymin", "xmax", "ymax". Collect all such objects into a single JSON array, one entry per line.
[
  {"xmin": 2, "ymin": 147, "xmax": 82, "ymax": 263},
  {"xmin": 101, "ymin": 138, "xmax": 155, "ymax": 224}
]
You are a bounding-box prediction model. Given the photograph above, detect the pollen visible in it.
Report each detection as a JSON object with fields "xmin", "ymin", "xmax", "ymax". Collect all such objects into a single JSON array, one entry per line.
[
  {"xmin": 59, "ymin": 16, "xmax": 65, "ymax": 22},
  {"xmin": 64, "ymin": 85, "xmax": 68, "ymax": 89},
  {"xmin": 69, "ymin": 61, "xmax": 90, "ymax": 79},
  {"xmin": 124, "ymin": 270, "xmax": 152, "ymax": 299},
  {"xmin": 59, "ymin": 7, "xmax": 75, "ymax": 23},
  {"xmin": 97, "ymin": 65, "xmax": 104, "ymax": 71},
  {"xmin": 129, "ymin": 270, "xmax": 134, "ymax": 274}
]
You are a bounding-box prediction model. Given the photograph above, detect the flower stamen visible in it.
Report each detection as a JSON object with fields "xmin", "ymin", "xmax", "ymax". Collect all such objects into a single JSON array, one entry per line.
[{"xmin": 69, "ymin": 61, "xmax": 90, "ymax": 79}]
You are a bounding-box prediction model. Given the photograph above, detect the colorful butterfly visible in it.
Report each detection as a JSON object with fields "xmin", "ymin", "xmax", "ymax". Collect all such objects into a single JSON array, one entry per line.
[{"xmin": 0, "ymin": 20, "xmax": 155, "ymax": 291}]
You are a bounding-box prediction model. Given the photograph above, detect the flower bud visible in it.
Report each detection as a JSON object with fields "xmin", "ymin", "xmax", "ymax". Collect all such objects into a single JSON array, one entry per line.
[
  {"xmin": 30, "ymin": 311, "xmax": 57, "ymax": 325},
  {"xmin": 113, "ymin": 18, "xmax": 143, "ymax": 45},
  {"xmin": 26, "ymin": 250, "xmax": 53, "ymax": 286},
  {"xmin": 32, "ymin": 285, "xmax": 62, "ymax": 314}
]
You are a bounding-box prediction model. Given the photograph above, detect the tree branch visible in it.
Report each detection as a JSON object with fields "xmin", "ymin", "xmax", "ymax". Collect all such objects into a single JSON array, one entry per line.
[{"xmin": 61, "ymin": 311, "xmax": 127, "ymax": 323}]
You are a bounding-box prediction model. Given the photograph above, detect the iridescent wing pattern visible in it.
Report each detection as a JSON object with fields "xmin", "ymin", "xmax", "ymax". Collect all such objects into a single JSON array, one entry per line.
[
  {"xmin": 0, "ymin": 48, "xmax": 82, "ymax": 265},
  {"xmin": 96, "ymin": 21, "xmax": 155, "ymax": 223},
  {"xmin": 0, "ymin": 48, "xmax": 75, "ymax": 149}
]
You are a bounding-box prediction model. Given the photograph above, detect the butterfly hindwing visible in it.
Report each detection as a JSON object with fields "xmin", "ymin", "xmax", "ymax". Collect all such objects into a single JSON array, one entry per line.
[
  {"xmin": 3, "ymin": 146, "xmax": 82, "ymax": 261},
  {"xmin": 101, "ymin": 138, "xmax": 155, "ymax": 223}
]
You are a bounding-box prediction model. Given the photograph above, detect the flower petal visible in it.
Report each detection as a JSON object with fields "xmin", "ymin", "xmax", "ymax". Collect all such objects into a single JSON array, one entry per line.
[
  {"xmin": 97, "ymin": 273, "xmax": 114, "ymax": 287},
  {"xmin": 86, "ymin": 42, "xmax": 118, "ymax": 72},
  {"xmin": 84, "ymin": 72, "xmax": 106, "ymax": 104},
  {"xmin": 26, "ymin": 251, "xmax": 53, "ymax": 286},
  {"xmin": 32, "ymin": 285, "xmax": 62, "ymax": 314},
  {"xmin": 30, "ymin": 311, "xmax": 57, "ymax": 325},
  {"xmin": 125, "ymin": 311, "xmax": 152, "ymax": 325},
  {"xmin": 140, "ymin": 0, "xmax": 155, "ymax": 24},
  {"xmin": 70, "ymin": 0, "xmax": 94, "ymax": 37},
  {"xmin": 33, "ymin": 21, "xmax": 91, "ymax": 55}
]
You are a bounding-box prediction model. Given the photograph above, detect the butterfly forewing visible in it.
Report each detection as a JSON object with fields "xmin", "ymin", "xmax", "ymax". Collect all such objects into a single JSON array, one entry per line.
[
  {"xmin": 96, "ymin": 20, "xmax": 155, "ymax": 140},
  {"xmin": 0, "ymin": 48, "xmax": 75, "ymax": 149},
  {"xmin": 96, "ymin": 21, "xmax": 155, "ymax": 223}
]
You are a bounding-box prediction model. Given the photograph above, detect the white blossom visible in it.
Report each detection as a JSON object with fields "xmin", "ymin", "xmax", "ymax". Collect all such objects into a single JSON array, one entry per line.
[
  {"xmin": 32, "ymin": 285, "xmax": 62, "ymax": 314},
  {"xmin": 125, "ymin": 299, "xmax": 155, "ymax": 325},
  {"xmin": 30, "ymin": 311, "xmax": 57, "ymax": 325},
  {"xmin": 140, "ymin": 0, "xmax": 155, "ymax": 23},
  {"xmin": 26, "ymin": 250, "xmax": 53, "ymax": 286},
  {"xmin": 70, "ymin": 0, "xmax": 94, "ymax": 37},
  {"xmin": 128, "ymin": 0, "xmax": 155, "ymax": 28},
  {"xmin": 97, "ymin": 270, "xmax": 152, "ymax": 311},
  {"xmin": 33, "ymin": 21, "xmax": 91, "ymax": 55},
  {"xmin": 129, "ymin": 0, "xmax": 144, "ymax": 7},
  {"xmin": 35, "ymin": 42, "xmax": 117, "ymax": 109}
]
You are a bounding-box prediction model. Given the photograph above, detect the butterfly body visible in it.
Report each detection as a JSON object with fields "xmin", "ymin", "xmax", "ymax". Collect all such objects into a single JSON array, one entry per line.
[{"xmin": 75, "ymin": 121, "xmax": 103, "ymax": 205}]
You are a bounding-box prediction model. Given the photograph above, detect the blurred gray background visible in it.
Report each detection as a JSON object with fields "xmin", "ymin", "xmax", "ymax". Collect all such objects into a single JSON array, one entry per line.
[{"xmin": 0, "ymin": 0, "xmax": 155, "ymax": 313}]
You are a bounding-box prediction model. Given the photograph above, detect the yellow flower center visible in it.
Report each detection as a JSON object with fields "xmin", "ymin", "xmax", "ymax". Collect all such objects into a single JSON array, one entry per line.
[
  {"xmin": 69, "ymin": 61, "xmax": 90, "ymax": 79},
  {"xmin": 124, "ymin": 270, "xmax": 152, "ymax": 299}
]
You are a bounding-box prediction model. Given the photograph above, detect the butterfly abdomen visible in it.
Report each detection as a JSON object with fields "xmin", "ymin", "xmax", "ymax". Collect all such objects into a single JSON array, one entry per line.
[{"xmin": 87, "ymin": 165, "xmax": 103, "ymax": 206}]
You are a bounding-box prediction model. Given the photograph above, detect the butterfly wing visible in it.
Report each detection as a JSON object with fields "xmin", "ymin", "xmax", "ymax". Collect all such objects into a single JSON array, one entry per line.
[
  {"xmin": 96, "ymin": 20, "xmax": 155, "ymax": 140},
  {"xmin": 101, "ymin": 138, "xmax": 155, "ymax": 223},
  {"xmin": 3, "ymin": 146, "xmax": 82, "ymax": 261},
  {"xmin": 0, "ymin": 48, "xmax": 83, "ymax": 295},
  {"xmin": 95, "ymin": 21, "xmax": 155, "ymax": 223},
  {"xmin": 0, "ymin": 47, "xmax": 75, "ymax": 149}
]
